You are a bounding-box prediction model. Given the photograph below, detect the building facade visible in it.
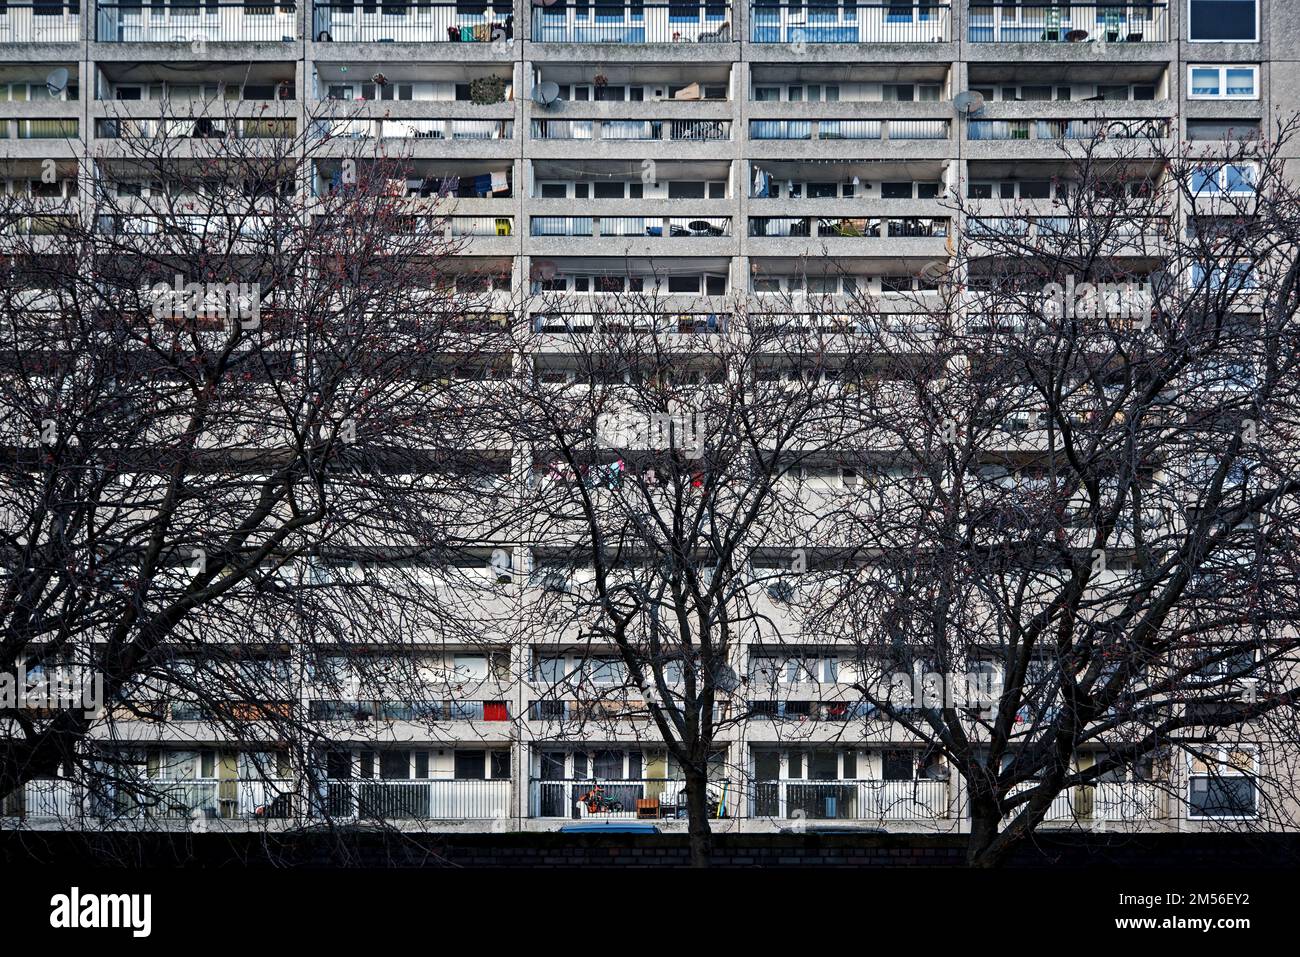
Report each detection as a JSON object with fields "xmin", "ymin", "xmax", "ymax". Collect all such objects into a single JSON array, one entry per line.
[{"xmin": 2, "ymin": 0, "xmax": 1297, "ymax": 833}]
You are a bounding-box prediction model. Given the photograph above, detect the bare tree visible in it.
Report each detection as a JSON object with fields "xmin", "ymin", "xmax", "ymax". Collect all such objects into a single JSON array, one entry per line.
[
  {"xmin": 0, "ymin": 99, "xmax": 516, "ymax": 835},
  {"xmin": 796, "ymin": 117, "xmax": 1300, "ymax": 865},
  {"xmin": 501, "ymin": 285, "xmax": 880, "ymax": 865}
]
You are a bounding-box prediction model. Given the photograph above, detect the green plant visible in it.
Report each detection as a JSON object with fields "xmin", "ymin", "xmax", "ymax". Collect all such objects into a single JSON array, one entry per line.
[{"xmin": 469, "ymin": 75, "xmax": 507, "ymax": 105}]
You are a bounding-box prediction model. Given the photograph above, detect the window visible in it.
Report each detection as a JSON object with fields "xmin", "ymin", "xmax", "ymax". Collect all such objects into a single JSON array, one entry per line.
[
  {"xmin": 490, "ymin": 750, "xmax": 511, "ymax": 780},
  {"xmin": 882, "ymin": 750, "xmax": 914, "ymax": 781},
  {"xmin": 1189, "ymin": 64, "xmax": 1259, "ymax": 99},
  {"xmin": 1190, "ymin": 163, "xmax": 1256, "ymax": 195},
  {"xmin": 454, "ymin": 749, "xmax": 486, "ymax": 780},
  {"xmin": 1189, "ymin": 749, "xmax": 1257, "ymax": 818},
  {"xmin": 1188, "ymin": 0, "xmax": 1258, "ymax": 42}
]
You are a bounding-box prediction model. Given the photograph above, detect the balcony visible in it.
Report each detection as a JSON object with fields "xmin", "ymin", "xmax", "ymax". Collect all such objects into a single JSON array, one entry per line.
[
  {"xmin": 2, "ymin": 778, "xmax": 298, "ymax": 821},
  {"xmin": 0, "ymin": 3, "xmax": 82, "ymax": 42},
  {"xmin": 750, "ymin": 119, "xmax": 949, "ymax": 140},
  {"xmin": 750, "ymin": 779, "xmax": 950, "ymax": 821},
  {"xmin": 312, "ymin": 2, "xmax": 512, "ymax": 42},
  {"xmin": 1004, "ymin": 782, "xmax": 1168, "ymax": 824},
  {"xmin": 531, "ymin": 215, "xmax": 730, "ymax": 238},
  {"xmin": 749, "ymin": 2, "xmax": 950, "ymax": 43},
  {"xmin": 967, "ymin": 116, "xmax": 1168, "ymax": 142},
  {"xmin": 318, "ymin": 117, "xmax": 513, "ymax": 139},
  {"xmin": 531, "ymin": 3, "xmax": 734, "ymax": 43},
  {"xmin": 530, "ymin": 778, "xmax": 738, "ymax": 819},
  {"xmin": 2, "ymin": 119, "xmax": 79, "ymax": 139},
  {"xmin": 95, "ymin": 116, "xmax": 294, "ymax": 139},
  {"xmin": 530, "ymin": 311, "xmax": 727, "ymax": 334},
  {"xmin": 750, "ymin": 216, "xmax": 948, "ymax": 238},
  {"xmin": 320, "ymin": 779, "xmax": 510, "ymax": 819},
  {"xmin": 96, "ymin": 1, "xmax": 298, "ymax": 42},
  {"xmin": 531, "ymin": 118, "xmax": 730, "ymax": 142},
  {"xmin": 967, "ymin": 2, "xmax": 1168, "ymax": 44},
  {"xmin": 309, "ymin": 699, "xmax": 512, "ymax": 721}
]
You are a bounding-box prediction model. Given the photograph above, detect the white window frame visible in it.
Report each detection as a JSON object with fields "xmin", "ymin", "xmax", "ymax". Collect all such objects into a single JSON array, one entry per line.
[
  {"xmin": 1187, "ymin": 748, "xmax": 1258, "ymax": 820},
  {"xmin": 1188, "ymin": 64, "xmax": 1259, "ymax": 100},
  {"xmin": 1187, "ymin": 0, "xmax": 1259, "ymax": 43}
]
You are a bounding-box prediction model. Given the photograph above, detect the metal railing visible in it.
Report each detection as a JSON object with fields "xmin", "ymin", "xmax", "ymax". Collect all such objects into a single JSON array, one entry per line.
[
  {"xmin": 530, "ymin": 215, "xmax": 730, "ymax": 238},
  {"xmin": 310, "ymin": 699, "xmax": 511, "ymax": 720},
  {"xmin": 0, "ymin": 3, "xmax": 82, "ymax": 42},
  {"xmin": 6, "ymin": 119, "xmax": 79, "ymax": 139},
  {"xmin": 531, "ymin": 118, "xmax": 730, "ymax": 141},
  {"xmin": 750, "ymin": 779, "xmax": 950, "ymax": 820},
  {"xmin": 531, "ymin": 312, "xmax": 727, "ymax": 333},
  {"xmin": 967, "ymin": 3, "xmax": 1168, "ymax": 43},
  {"xmin": 750, "ymin": 119, "xmax": 948, "ymax": 140},
  {"xmin": 749, "ymin": 216, "xmax": 948, "ymax": 238},
  {"xmin": 313, "ymin": 2, "xmax": 512, "ymax": 42},
  {"xmin": 320, "ymin": 778, "xmax": 510, "ymax": 819},
  {"xmin": 320, "ymin": 117, "xmax": 512, "ymax": 140},
  {"xmin": 96, "ymin": 1, "xmax": 298, "ymax": 42},
  {"xmin": 95, "ymin": 117, "xmax": 294, "ymax": 139},
  {"xmin": 530, "ymin": 777, "xmax": 740, "ymax": 819},
  {"xmin": 85, "ymin": 778, "xmax": 296, "ymax": 820},
  {"xmin": 531, "ymin": 3, "xmax": 733, "ymax": 42},
  {"xmin": 967, "ymin": 118, "xmax": 1168, "ymax": 140},
  {"xmin": 749, "ymin": 2, "xmax": 950, "ymax": 42}
]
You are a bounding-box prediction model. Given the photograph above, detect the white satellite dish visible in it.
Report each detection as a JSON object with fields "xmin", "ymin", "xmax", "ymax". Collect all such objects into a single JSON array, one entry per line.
[
  {"xmin": 531, "ymin": 81, "xmax": 560, "ymax": 108},
  {"xmin": 46, "ymin": 68, "xmax": 70, "ymax": 98},
  {"xmin": 953, "ymin": 90, "xmax": 986, "ymax": 116}
]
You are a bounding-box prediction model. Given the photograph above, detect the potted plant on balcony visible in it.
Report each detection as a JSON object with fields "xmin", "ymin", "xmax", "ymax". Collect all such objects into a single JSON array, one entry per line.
[{"xmin": 470, "ymin": 75, "xmax": 508, "ymax": 106}]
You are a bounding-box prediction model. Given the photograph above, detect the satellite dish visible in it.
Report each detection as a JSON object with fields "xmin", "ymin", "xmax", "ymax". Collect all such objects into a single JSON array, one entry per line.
[
  {"xmin": 533, "ymin": 0, "xmax": 559, "ymax": 6},
  {"xmin": 953, "ymin": 90, "xmax": 986, "ymax": 116},
  {"xmin": 531, "ymin": 81, "xmax": 560, "ymax": 108},
  {"xmin": 46, "ymin": 68, "xmax": 70, "ymax": 98},
  {"xmin": 711, "ymin": 663, "xmax": 740, "ymax": 693}
]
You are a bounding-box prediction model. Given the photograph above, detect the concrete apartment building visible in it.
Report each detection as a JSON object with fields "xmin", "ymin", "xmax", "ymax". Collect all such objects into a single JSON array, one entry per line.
[{"xmin": 1, "ymin": 0, "xmax": 1296, "ymax": 834}]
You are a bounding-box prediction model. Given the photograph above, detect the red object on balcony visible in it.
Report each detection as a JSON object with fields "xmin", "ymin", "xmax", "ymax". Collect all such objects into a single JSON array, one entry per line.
[{"xmin": 484, "ymin": 701, "xmax": 509, "ymax": 722}]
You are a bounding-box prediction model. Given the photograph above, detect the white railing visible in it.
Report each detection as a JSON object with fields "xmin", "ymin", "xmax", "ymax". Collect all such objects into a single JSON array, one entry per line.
[
  {"xmin": 322, "ymin": 118, "xmax": 512, "ymax": 140},
  {"xmin": 1092, "ymin": 782, "xmax": 1167, "ymax": 821},
  {"xmin": 322, "ymin": 779, "xmax": 510, "ymax": 820},
  {"xmin": 750, "ymin": 779, "xmax": 950, "ymax": 821}
]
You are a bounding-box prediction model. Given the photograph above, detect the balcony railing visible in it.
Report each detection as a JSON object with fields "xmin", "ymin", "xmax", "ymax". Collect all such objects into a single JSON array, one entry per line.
[
  {"xmin": 967, "ymin": 118, "xmax": 1168, "ymax": 141},
  {"xmin": 0, "ymin": 3, "xmax": 82, "ymax": 42},
  {"xmin": 86, "ymin": 778, "xmax": 297, "ymax": 820},
  {"xmin": 531, "ymin": 3, "xmax": 733, "ymax": 43},
  {"xmin": 319, "ymin": 117, "xmax": 512, "ymax": 140},
  {"xmin": 967, "ymin": 3, "xmax": 1168, "ymax": 43},
  {"xmin": 531, "ymin": 215, "xmax": 731, "ymax": 238},
  {"xmin": 750, "ymin": 2, "xmax": 949, "ymax": 42},
  {"xmin": 750, "ymin": 118, "xmax": 948, "ymax": 141},
  {"xmin": 96, "ymin": 1, "xmax": 298, "ymax": 42},
  {"xmin": 531, "ymin": 311, "xmax": 727, "ymax": 333},
  {"xmin": 750, "ymin": 779, "xmax": 950, "ymax": 820},
  {"xmin": 4, "ymin": 119, "xmax": 79, "ymax": 139},
  {"xmin": 320, "ymin": 778, "xmax": 510, "ymax": 819},
  {"xmin": 750, "ymin": 216, "xmax": 948, "ymax": 238},
  {"xmin": 313, "ymin": 2, "xmax": 512, "ymax": 42},
  {"xmin": 96, "ymin": 117, "xmax": 294, "ymax": 138},
  {"xmin": 531, "ymin": 119, "xmax": 730, "ymax": 142},
  {"xmin": 531, "ymin": 778, "xmax": 738, "ymax": 819},
  {"xmin": 309, "ymin": 699, "xmax": 511, "ymax": 720}
]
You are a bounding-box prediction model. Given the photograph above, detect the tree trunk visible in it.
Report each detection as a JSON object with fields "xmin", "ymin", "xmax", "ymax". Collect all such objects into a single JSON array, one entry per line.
[
  {"xmin": 966, "ymin": 800, "xmax": 1006, "ymax": 868},
  {"xmin": 683, "ymin": 769, "xmax": 714, "ymax": 867}
]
